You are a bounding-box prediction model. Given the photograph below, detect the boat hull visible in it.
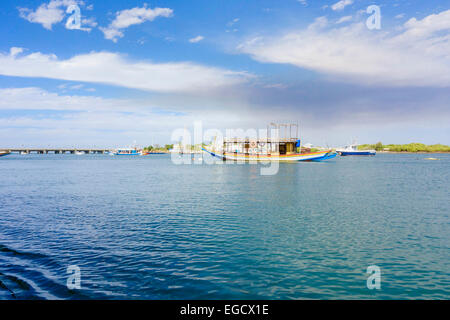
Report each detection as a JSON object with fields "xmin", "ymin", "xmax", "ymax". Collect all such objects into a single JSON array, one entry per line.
[
  {"xmin": 0, "ymin": 152, "xmax": 10, "ymax": 157},
  {"xmin": 339, "ymin": 151, "xmax": 375, "ymax": 156},
  {"xmin": 112, "ymin": 151, "xmax": 140, "ymax": 155},
  {"xmin": 202, "ymin": 148, "xmax": 337, "ymax": 162}
]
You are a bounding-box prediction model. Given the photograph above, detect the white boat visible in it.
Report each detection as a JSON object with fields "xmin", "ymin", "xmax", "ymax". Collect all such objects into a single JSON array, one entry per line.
[
  {"xmin": 111, "ymin": 148, "xmax": 140, "ymax": 155},
  {"xmin": 75, "ymin": 151, "xmax": 85, "ymax": 155},
  {"xmin": 336, "ymin": 144, "xmax": 376, "ymax": 156}
]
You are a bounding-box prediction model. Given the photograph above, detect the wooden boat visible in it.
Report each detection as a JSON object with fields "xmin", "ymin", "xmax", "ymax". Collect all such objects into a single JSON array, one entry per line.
[
  {"xmin": 203, "ymin": 148, "xmax": 336, "ymax": 162},
  {"xmin": 0, "ymin": 151, "xmax": 11, "ymax": 157},
  {"xmin": 202, "ymin": 123, "xmax": 337, "ymax": 162}
]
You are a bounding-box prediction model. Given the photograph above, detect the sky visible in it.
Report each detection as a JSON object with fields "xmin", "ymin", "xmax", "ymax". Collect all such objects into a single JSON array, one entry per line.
[{"xmin": 0, "ymin": 0, "xmax": 449, "ymax": 148}]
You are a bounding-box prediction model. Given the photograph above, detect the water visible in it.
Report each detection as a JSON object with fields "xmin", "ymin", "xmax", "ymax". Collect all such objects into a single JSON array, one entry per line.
[{"xmin": 0, "ymin": 153, "xmax": 449, "ymax": 299}]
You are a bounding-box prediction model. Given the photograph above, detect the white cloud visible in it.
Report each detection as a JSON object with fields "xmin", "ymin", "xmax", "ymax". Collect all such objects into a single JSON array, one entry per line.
[
  {"xmin": 395, "ymin": 13, "xmax": 405, "ymax": 19},
  {"xmin": 99, "ymin": 27, "xmax": 123, "ymax": 42},
  {"xmin": 70, "ymin": 84, "xmax": 84, "ymax": 90},
  {"xmin": 189, "ymin": 35, "xmax": 204, "ymax": 43},
  {"xmin": 19, "ymin": 0, "xmax": 95, "ymax": 32},
  {"xmin": 82, "ymin": 17, "xmax": 97, "ymax": 28},
  {"xmin": 0, "ymin": 87, "xmax": 176, "ymax": 147},
  {"xmin": 19, "ymin": 0, "xmax": 73, "ymax": 30},
  {"xmin": 227, "ymin": 18, "xmax": 240, "ymax": 27},
  {"xmin": 100, "ymin": 6, "xmax": 173, "ymax": 42},
  {"xmin": 226, "ymin": 18, "xmax": 240, "ymax": 33},
  {"xmin": 9, "ymin": 47, "xmax": 24, "ymax": 57},
  {"xmin": 239, "ymin": 11, "xmax": 450, "ymax": 87},
  {"xmin": 263, "ymin": 83, "xmax": 288, "ymax": 89},
  {"xmin": 401, "ymin": 10, "xmax": 450, "ymax": 38},
  {"xmin": 331, "ymin": 0, "xmax": 353, "ymax": 11},
  {"xmin": 0, "ymin": 48, "xmax": 250, "ymax": 93},
  {"xmin": 336, "ymin": 15, "xmax": 352, "ymax": 24},
  {"xmin": 0, "ymin": 87, "xmax": 120, "ymax": 111}
]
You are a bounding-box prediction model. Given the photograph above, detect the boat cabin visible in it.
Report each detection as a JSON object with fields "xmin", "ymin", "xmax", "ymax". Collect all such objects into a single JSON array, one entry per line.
[{"xmin": 223, "ymin": 123, "xmax": 300, "ymax": 155}]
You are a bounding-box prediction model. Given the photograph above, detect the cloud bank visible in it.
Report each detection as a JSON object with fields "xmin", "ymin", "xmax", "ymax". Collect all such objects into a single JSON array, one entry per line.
[
  {"xmin": 1, "ymin": 85, "xmax": 448, "ymax": 147},
  {"xmin": 239, "ymin": 10, "xmax": 450, "ymax": 87},
  {"xmin": 0, "ymin": 48, "xmax": 250, "ymax": 93}
]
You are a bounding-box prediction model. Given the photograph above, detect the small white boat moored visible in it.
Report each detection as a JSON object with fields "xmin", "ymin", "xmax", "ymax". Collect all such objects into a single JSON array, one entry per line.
[{"xmin": 336, "ymin": 144, "xmax": 376, "ymax": 156}]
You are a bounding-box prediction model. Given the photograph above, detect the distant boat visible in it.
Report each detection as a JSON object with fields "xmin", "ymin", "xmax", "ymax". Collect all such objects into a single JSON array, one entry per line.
[
  {"xmin": 0, "ymin": 151, "xmax": 10, "ymax": 157},
  {"xmin": 111, "ymin": 148, "xmax": 140, "ymax": 155},
  {"xmin": 337, "ymin": 144, "xmax": 376, "ymax": 156},
  {"xmin": 140, "ymin": 151, "xmax": 166, "ymax": 155},
  {"xmin": 75, "ymin": 151, "xmax": 85, "ymax": 155}
]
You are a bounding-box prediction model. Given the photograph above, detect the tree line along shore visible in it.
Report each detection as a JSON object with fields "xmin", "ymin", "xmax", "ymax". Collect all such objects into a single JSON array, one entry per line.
[
  {"xmin": 143, "ymin": 144, "xmax": 174, "ymax": 153},
  {"xmin": 142, "ymin": 143, "xmax": 450, "ymax": 153},
  {"xmin": 358, "ymin": 143, "xmax": 450, "ymax": 153}
]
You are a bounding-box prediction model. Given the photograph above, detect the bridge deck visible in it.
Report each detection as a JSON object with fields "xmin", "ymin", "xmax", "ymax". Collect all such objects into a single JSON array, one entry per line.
[{"xmin": 3, "ymin": 148, "xmax": 111, "ymax": 154}]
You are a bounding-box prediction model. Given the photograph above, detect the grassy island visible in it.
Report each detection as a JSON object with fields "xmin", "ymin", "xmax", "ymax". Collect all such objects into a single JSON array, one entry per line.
[{"xmin": 358, "ymin": 142, "xmax": 450, "ymax": 153}]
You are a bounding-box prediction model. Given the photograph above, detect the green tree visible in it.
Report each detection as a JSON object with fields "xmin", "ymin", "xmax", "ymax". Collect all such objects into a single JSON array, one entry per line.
[{"xmin": 375, "ymin": 142, "xmax": 383, "ymax": 151}]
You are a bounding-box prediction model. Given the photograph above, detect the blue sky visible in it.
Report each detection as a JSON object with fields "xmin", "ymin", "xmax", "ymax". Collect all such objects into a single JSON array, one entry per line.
[{"xmin": 0, "ymin": 0, "xmax": 449, "ymax": 148}]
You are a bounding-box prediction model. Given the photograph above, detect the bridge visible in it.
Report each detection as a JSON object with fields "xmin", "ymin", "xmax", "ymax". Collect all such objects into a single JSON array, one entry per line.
[{"xmin": 4, "ymin": 148, "xmax": 111, "ymax": 154}]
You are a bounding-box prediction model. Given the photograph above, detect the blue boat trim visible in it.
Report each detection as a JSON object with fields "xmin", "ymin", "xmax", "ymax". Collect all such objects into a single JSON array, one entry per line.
[
  {"xmin": 310, "ymin": 152, "xmax": 338, "ymax": 161},
  {"xmin": 340, "ymin": 151, "xmax": 376, "ymax": 156}
]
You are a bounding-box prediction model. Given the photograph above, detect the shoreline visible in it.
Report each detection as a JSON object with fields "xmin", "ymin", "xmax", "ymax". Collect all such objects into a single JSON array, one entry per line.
[{"xmin": 377, "ymin": 151, "xmax": 450, "ymax": 154}]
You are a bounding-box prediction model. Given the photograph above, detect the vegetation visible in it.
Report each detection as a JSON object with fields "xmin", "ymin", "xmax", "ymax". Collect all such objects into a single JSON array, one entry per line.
[
  {"xmin": 143, "ymin": 143, "xmax": 205, "ymax": 152},
  {"xmin": 143, "ymin": 144, "xmax": 174, "ymax": 152},
  {"xmin": 358, "ymin": 142, "xmax": 450, "ymax": 153}
]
